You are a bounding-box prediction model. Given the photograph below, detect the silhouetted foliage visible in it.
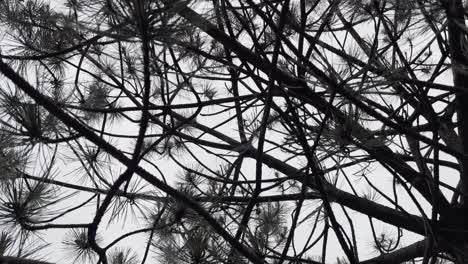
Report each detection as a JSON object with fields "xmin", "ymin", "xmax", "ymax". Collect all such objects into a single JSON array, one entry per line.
[{"xmin": 0, "ymin": 0, "xmax": 467, "ymax": 263}]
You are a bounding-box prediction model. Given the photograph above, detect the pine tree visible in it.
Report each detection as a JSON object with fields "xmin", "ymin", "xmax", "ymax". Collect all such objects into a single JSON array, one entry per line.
[{"xmin": 0, "ymin": 0, "xmax": 466, "ymax": 263}]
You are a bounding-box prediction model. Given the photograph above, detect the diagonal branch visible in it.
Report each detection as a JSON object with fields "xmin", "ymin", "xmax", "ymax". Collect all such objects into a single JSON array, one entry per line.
[
  {"xmin": 166, "ymin": 110, "xmax": 427, "ymax": 236},
  {"xmin": 0, "ymin": 256, "xmax": 53, "ymax": 264},
  {"xmin": 0, "ymin": 58, "xmax": 265, "ymax": 264},
  {"xmin": 361, "ymin": 239, "xmax": 444, "ymax": 264},
  {"xmin": 174, "ymin": 4, "xmax": 451, "ymax": 212}
]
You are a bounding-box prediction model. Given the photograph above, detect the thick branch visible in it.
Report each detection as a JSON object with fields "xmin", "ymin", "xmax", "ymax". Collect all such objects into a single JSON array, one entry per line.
[
  {"xmin": 175, "ymin": 5, "xmax": 451, "ymax": 212},
  {"xmin": 361, "ymin": 240, "xmax": 432, "ymax": 264},
  {"xmin": 0, "ymin": 256, "xmax": 52, "ymax": 264},
  {"xmin": 168, "ymin": 111, "xmax": 428, "ymax": 235},
  {"xmin": 0, "ymin": 59, "xmax": 265, "ymax": 264}
]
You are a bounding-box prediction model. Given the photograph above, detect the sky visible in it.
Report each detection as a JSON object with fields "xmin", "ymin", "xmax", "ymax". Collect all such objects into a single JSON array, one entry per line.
[{"xmin": 0, "ymin": 0, "xmax": 461, "ymax": 263}]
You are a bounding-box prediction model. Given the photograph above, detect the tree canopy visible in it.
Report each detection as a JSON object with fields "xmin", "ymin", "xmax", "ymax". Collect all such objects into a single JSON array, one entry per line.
[{"xmin": 0, "ymin": 0, "xmax": 467, "ymax": 263}]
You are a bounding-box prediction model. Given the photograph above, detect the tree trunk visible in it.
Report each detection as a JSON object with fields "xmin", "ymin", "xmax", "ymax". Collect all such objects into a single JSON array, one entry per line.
[{"xmin": 445, "ymin": 0, "xmax": 468, "ymax": 206}]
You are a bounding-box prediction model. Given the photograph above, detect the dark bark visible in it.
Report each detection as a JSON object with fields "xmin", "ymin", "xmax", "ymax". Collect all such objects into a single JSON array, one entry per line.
[
  {"xmin": 444, "ymin": 0, "xmax": 468, "ymax": 203},
  {"xmin": 361, "ymin": 240, "xmax": 432, "ymax": 264},
  {"xmin": 0, "ymin": 256, "xmax": 52, "ymax": 264}
]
